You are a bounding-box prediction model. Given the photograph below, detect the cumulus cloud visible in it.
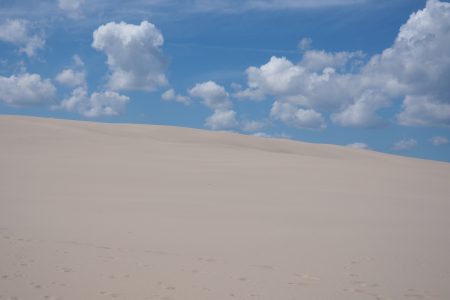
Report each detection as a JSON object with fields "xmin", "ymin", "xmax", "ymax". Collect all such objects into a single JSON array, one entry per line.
[
  {"xmin": 270, "ymin": 101, "xmax": 326, "ymax": 130},
  {"xmin": 205, "ymin": 109, "xmax": 238, "ymax": 130},
  {"xmin": 58, "ymin": 88, "xmax": 130, "ymax": 117},
  {"xmin": 55, "ymin": 69, "xmax": 86, "ymax": 88},
  {"xmin": 161, "ymin": 88, "xmax": 190, "ymax": 105},
  {"xmin": 241, "ymin": 55, "xmax": 363, "ymax": 111},
  {"xmin": 346, "ymin": 142, "xmax": 369, "ymax": 150},
  {"xmin": 233, "ymin": 87, "xmax": 266, "ymax": 102},
  {"xmin": 393, "ymin": 138, "xmax": 418, "ymax": 151},
  {"xmin": 0, "ymin": 73, "xmax": 56, "ymax": 106},
  {"xmin": 189, "ymin": 81, "xmax": 238, "ymax": 130},
  {"xmin": 397, "ymin": 96, "xmax": 450, "ymax": 127},
  {"xmin": 92, "ymin": 21, "xmax": 168, "ymax": 92},
  {"xmin": 331, "ymin": 90, "xmax": 389, "ymax": 128},
  {"xmin": 56, "ymin": 55, "xmax": 87, "ymax": 93},
  {"xmin": 241, "ymin": 120, "xmax": 269, "ymax": 132},
  {"xmin": 430, "ymin": 136, "xmax": 449, "ymax": 146},
  {"xmin": 189, "ymin": 81, "xmax": 231, "ymax": 110},
  {"xmin": 53, "ymin": 55, "xmax": 130, "ymax": 117},
  {"xmin": 236, "ymin": 0, "xmax": 450, "ymax": 129},
  {"xmin": 0, "ymin": 19, "xmax": 45, "ymax": 57},
  {"xmin": 58, "ymin": 0, "xmax": 85, "ymax": 19},
  {"xmin": 299, "ymin": 50, "xmax": 364, "ymax": 72}
]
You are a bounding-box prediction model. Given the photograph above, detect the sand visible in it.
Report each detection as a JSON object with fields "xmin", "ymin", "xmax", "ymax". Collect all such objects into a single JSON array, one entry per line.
[{"xmin": 1, "ymin": 115, "xmax": 450, "ymax": 300}]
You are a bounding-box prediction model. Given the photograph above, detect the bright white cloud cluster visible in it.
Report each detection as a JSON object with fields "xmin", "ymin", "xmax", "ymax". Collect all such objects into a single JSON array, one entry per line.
[
  {"xmin": 92, "ymin": 21, "xmax": 168, "ymax": 92},
  {"xmin": 237, "ymin": 0, "xmax": 450, "ymax": 129},
  {"xmin": 270, "ymin": 101, "xmax": 326, "ymax": 130},
  {"xmin": 55, "ymin": 69, "xmax": 86, "ymax": 88},
  {"xmin": 55, "ymin": 56, "xmax": 130, "ymax": 117},
  {"xmin": 189, "ymin": 81, "xmax": 238, "ymax": 130},
  {"xmin": 59, "ymin": 88, "xmax": 130, "ymax": 117},
  {"xmin": 205, "ymin": 110, "xmax": 238, "ymax": 130},
  {"xmin": 0, "ymin": 73, "xmax": 56, "ymax": 106},
  {"xmin": 58, "ymin": 0, "xmax": 85, "ymax": 19},
  {"xmin": 0, "ymin": 19, "xmax": 45, "ymax": 57},
  {"xmin": 299, "ymin": 50, "xmax": 364, "ymax": 73}
]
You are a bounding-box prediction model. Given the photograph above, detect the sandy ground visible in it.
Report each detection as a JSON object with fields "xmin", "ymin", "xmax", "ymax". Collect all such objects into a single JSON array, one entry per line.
[{"xmin": 1, "ymin": 115, "xmax": 450, "ymax": 300}]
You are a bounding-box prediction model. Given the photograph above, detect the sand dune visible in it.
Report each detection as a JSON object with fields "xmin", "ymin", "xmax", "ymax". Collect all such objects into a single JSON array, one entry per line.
[{"xmin": 1, "ymin": 115, "xmax": 450, "ymax": 300}]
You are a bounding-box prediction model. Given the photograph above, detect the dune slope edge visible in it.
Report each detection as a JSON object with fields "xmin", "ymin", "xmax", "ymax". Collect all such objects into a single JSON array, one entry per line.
[{"xmin": 1, "ymin": 115, "xmax": 450, "ymax": 300}]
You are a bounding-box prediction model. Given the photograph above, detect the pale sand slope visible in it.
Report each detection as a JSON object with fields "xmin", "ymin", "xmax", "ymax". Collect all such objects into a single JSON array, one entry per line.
[{"xmin": 1, "ymin": 115, "xmax": 450, "ymax": 300}]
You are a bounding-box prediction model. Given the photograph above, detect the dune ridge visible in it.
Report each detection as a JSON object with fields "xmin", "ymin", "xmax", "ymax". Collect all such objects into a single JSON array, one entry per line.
[{"xmin": 1, "ymin": 115, "xmax": 450, "ymax": 300}]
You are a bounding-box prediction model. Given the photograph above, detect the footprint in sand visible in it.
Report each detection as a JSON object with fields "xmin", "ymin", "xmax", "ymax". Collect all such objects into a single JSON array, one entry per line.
[
  {"xmin": 251, "ymin": 264, "xmax": 274, "ymax": 270},
  {"xmin": 404, "ymin": 293, "xmax": 425, "ymax": 299},
  {"xmin": 288, "ymin": 273, "xmax": 320, "ymax": 286},
  {"xmin": 197, "ymin": 257, "xmax": 218, "ymax": 263}
]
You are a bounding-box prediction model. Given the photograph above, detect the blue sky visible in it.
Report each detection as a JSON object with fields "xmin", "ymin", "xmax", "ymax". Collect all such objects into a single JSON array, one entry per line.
[{"xmin": 1, "ymin": 0, "xmax": 450, "ymax": 162}]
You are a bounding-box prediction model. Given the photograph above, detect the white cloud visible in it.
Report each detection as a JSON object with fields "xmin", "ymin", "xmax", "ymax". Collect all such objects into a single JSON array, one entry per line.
[
  {"xmin": 189, "ymin": 81, "xmax": 238, "ymax": 130},
  {"xmin": 270, "ymin": 101, "xmax": 326, "ymax": 130},
  {"xmin": 0, "ymin": 73, "xmax": 56, "ymax": 106},
  {"xmin": 298, "ymin": 37, "xmax": 312, "ymax": 51},
  {"xmin": 58, "ymin": 88, "xmax": 130, "ymax": 117},
  {"xmin": 245, "ymin": 56, "xmax": 303, "ymax": 96},
  {"xmin": 397, "ymin": 96, "xmax": 450, "ymax": 127},
  {"xmin": 377, "ymin": 0, "xmax": 450, "ymax": 127},
  {"xmin": 58, "ymin": 0, "xmax": 85, "ymax": 19},
  {"xmin": 430, "ymin": 136, "xmax": 449, "ymax": 146},
  {"xmin": 0, "ymin": 19, "xmax": 44, "ymax": 57},
  {"xmin": 346, "ymin": 142, "xmax": 369, "ymax": 150},
  {"xmin": 161, "ymin": 88, "xmax": 190, "ymax": 105},
  {"xmin": 189, "ymin": 81, "xmax": 232, "ymax": 110},
  {"xmin": 92, "ymin": 21, "xmax": 168, "ymax": 92},
  {"xmin": 233, "ymin": 87, "xmax": 266, "ymax": 102},
  {"xmin": 73, "ymin": 54, "xmax": 85, "ymax": 67},
  {"xmin": 54, "ymin": 54, "xmax": 130, "ymax": 118},
  {"xmin": 237, "ymin": 0, "xmax": 450, "ymax": 128},
  {"xmin": 55, "ymin": 69, "xmax": 86, "ymax": 88},
  {"xmin": 299, "ymin": 50, "xmax": 364, "ymax": 72},
  {"xmin": 393, "ymin": 138, "xmax": 418, "ymax": 151},
  {"xmin": 205, "ymin": 109, "xmax": 238, "ymax": 130},
  {"xmin": 331, "ymin": 90, "xmax": 388, "ymax": 128},
  {"xmin": 55, "ymin": 55, "xmax": 87, "ymax": 92},
  {"xmin": 243, "ymin": 56, "xmax": 361, "ymax": 110},
  {"xmin": 241, "ymin": 120, "xmax": 269, "ymax": 132}
]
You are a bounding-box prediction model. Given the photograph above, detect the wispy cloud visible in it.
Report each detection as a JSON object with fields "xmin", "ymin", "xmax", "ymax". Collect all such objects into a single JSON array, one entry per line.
[
  {"xmin": 0, "ymin": 0, "xmax": 370, "ymax": 19},
  {"xmin": 188, "ymin": 0, "xmax": 369, "ymax": 13},
  {"xmin": 393, "ymin": 138, "xmax": 417, "ymax": 151}
]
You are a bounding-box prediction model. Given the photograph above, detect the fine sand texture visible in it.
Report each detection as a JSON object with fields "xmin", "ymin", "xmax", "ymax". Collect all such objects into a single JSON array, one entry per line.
[{"xmin": 1, "ymin": 115, "xmax": 450, "ymax": 300}]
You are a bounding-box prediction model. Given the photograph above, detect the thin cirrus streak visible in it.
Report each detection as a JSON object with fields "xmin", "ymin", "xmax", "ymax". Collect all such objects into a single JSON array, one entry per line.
[{"xmin": 0, "ymin": 0, "xmax": 369, "ymax": 18}]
